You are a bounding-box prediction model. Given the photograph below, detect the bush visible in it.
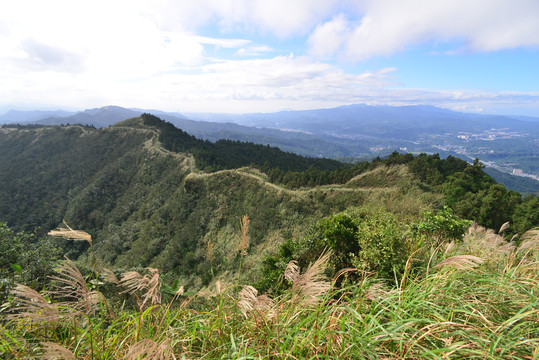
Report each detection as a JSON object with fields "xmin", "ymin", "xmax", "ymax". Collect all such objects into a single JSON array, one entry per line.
[
  {"xmin": 410, "ymin": 206, "xmax": 472, "ymax": 247},
  {"xmin": 346, "ymin": 207, "xmax": 408, "ymax": 280}
]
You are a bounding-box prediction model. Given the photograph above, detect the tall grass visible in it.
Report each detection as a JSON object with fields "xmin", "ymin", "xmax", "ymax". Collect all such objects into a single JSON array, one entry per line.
[{"xmin": 1, "ymin": 226, "xmax": 538, "ymax": 359}]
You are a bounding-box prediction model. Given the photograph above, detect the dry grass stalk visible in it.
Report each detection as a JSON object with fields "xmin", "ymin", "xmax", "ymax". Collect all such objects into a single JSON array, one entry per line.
[
  {"xmin": 465, "ymin": 225, "xmax": 515, "ymax": 254},
  {"xmin": 498, "ymin": 221, "xmax": 510, "ymax": 234},
  {"xmin": 48, "ymin": 220, "xmax": 92, "ymax": 246},
  {"xmin": 120, "ymin": 267, "xmax": 162, "ymax": 308},
  {"xmin": 126, "ymin": 338, "xmax": 174, "ymax": 360},
  {"xmin": 237, "ymin": 285, "xmax": 275, "ymax": 318},
  {"xmin": 206, "ymin": 238, "xmax": 215, "ymax": 263},
  {"xmin": 327, "ymin": 309, "xmax": 345, "ymax": 352},
  {"xmin": 435, "ymin": 255, "xmax": 485, "ymax": 269},
  {"xmin": 238, "ymin": 285, "xmax": 258, "ymax": 316},
  {"xmin": 9, "ymin": 284, "xmax": 60, "ymax": 325},
  {"xmin": 364, "ymin": 282, "xmax": 388, "ymax": 301},
  {"xmin": 39, "ymin": 342, "xmax": 76, "ymax": 360},
  {"xmin": 238, "ymin": 215, "xmax": 250, "ymax": 256},
  {"xmin": 332, "ymin": 267, "xmax": 359, "ymax": 283},
  {"xmin": 49, "ymin": 258, "xmax": 101, "ymax": 315},
  {"xmin": 291, "ymin": 251, "xmax": 332, "ymax": 307},
  {"xmin": 284, "ymin": 260, "xmax": 299, "ymax": 282},
  {"xmin": 102, "ymin": 268, "xmax": 120, "ymax": 285},
  {"xmin": 517, "ymin": 229, "xmax": 539, "ymax": 254}
]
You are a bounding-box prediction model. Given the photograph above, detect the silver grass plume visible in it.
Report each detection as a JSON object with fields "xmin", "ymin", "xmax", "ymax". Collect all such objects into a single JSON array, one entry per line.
[
  {"xmin": 102, "ymin": 268, "xmax": 120, "ymax": 285},
  {"xmin": 48, "ymin": 220, "xmax": 92, "ymax": 246},
  {"xmin": 435, "ymin": 255, "xmax": 485, "ymax": 269},
  {"xmin": 284, "ymin": 260, "xmax": 300, "ymax": 282},
  {"xmin": 49, "ymin": 258, "xmax": 102, "ymax": 315},
  {"xmin": 120, "ymin": 267, "xmax": 162, "ymax": 309},
  {"xmin": 9, "ymin": 284, "xmax": 60, "ymax": 326},
  {"xmin": 39, "ymin": 342, "xmax": 76, "ymax": 360},
  {"xmin": 237, "ymin": 215, "xmax": 250, "ymax": 256},
  {"xmin": 291, "ymin": 251, "xmax": 333, "ymax": 307},
  {"xmin": 238, "ymin": 285, "xmax": 275, "ymax": 318},
  {"xmin": 126, "ymin": 338, "xmax": 174, "ymax": 360},
  {"xmin": 517, "ymin": 229, "xmax": 539, "ymax": 254},
  {"xmin": 499, "ymin": 221, "xmax": 510, "ymax": 234}
]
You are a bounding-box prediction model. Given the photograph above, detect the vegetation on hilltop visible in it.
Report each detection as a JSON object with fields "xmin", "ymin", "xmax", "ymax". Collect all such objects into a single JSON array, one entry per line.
[
  {"xmin": 0, "ymin": 115, "xmax": 538, "ymax": 357},
  {"xmin": 141, "ymin": 113, "xmax": 343, "ymax": 173},
  {"xmin": 1, "ymin": 217, "xmax": 537, "ymax": 358},
  {"xmin": 0, "ymin": 124, "xmax": 153, "ymax": 232},
  {"xmin": 0, "ymin": 117, "xmax": 537, "ymax": 285}
]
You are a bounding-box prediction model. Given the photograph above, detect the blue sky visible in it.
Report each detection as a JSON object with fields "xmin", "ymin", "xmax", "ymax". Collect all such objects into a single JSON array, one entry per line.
[{"xmin": 1, "ymin": 0, "xmax": 539, "ymax": 115}]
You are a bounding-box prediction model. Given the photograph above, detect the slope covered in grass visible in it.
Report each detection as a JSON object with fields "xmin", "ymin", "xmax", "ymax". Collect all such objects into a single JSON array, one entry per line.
[{"xmin": 2, "ymin": 224, "xmax": 537, "ymax": 359}]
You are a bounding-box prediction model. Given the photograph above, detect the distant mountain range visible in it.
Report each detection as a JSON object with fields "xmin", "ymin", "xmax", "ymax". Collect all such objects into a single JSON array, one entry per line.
[{"xmin": 1, "ymin": 104, "xmax": 538, "ymax": 193}]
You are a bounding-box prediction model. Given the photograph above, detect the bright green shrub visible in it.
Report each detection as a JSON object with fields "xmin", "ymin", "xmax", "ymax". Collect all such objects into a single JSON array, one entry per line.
[
  {"xmin": 346, "ymin": 207, "xmax": 408, "ymax": 280},
  {"xmin": 410, "ymin": 206, "xmax": 472, "ymax": 246}
]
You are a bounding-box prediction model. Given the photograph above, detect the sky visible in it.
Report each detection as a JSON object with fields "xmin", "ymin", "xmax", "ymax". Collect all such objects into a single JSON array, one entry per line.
[{"xmin": 1, "ymin": 0, "xmax": 539, "ymax": 115}]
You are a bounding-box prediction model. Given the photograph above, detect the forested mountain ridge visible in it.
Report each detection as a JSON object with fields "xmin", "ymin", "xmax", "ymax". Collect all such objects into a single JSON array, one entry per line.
[
  {"xmin": 4, "ymin": 104, "xmax": 538, "ymax": 195},
  {"xmin": 0, "ymin": 115, "xmax": 537, "ymax": 289},
  {"xmin": 0, "ymin": 116, "xmax": 399, "ymax": 286}
]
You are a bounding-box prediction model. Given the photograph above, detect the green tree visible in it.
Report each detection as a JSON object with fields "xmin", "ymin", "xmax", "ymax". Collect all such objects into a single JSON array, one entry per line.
[
  {"xmin": 410, "ymin": 206, "xmax": 472, "ymax": 247},
  {"xmin": 512, "ymin": 195, "xmax": 539, "ymax": 235}
]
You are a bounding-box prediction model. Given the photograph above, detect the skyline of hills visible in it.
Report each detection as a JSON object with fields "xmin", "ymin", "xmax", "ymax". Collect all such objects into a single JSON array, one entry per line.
[{"xmin": 1, "ymin": 103, "xmax": 538, "ymax": 193}]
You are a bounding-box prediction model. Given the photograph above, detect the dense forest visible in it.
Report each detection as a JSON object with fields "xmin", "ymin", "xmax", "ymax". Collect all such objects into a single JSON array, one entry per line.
[{"xmin": 0, "ymin": 115, "xmax": 538, "ymax": 358}]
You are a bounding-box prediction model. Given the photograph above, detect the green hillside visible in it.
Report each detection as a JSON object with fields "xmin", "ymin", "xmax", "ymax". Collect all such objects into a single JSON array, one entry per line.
[
  {"xmin": 1, "ymin": 115, "xmax": 538, "ymax": 358},
  {"xmin": 0, "ymin": 117, "xmax": 430, "ymax": 285},
  {"xmin": 1, "ymin": 116, "xmax": 537, "ymax": 286}
]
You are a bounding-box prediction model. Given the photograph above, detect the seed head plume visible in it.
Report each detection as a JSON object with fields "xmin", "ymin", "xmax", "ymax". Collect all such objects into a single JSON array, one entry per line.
[
  {"xmin": 284, "ymin": 260, "xmax": 300, "ymax": 283},
  {"xmin": 49, "ymin": 258, "xmax": 102, "ymax": 315},
  {"xmin": 39, "ymin": 342, "xmax": 76, "ymax": 360},
  {"xmin": 48, "ymin": 220, "xmax": 92, "ymax": 246},
  {"xmin": 364, "ymin": 282, "xmax": 389, "ymax": 301},
  {"xmin": 466, "ymin": 224, "xmax": 515, "ymax": 253},
  {"xmin": 9, "ymin": 283, "xmax": 60, "ymax": 326},
  {"xmin": 102, "ymin": 268, "xmax": 120, "ymax": 285},
  {"xmin": 498, "ymin": 221, "xmax": 510, "ymax": 234},
  {"xmin": 238, "ymin": 215, "xmax": 250, "ymax": 256},
  {"xmin": 517, "ymin": 229, "xmax": 539, "ymax": 255},
  {"xmin": 207, "ymin": 237, "xmax": 215, "ymax": 263},
  {"xmin": 435, "ymin": 255, "xmax": 485, "ymax": 269},
  {"xmin": 238, "ymin": 285, "xmax": 258, "ymax": 316},
  {"xmin": 126, "ymin": 338, "xmax": 174, "ymax": 360},
  {"xmin": 237, "ymin": 285, "xmax": 275, "ymax": 318},
  {"xmin": 291, "ymin": 251, "xmax": 333, "ymax": 307},
  {"xmin": 120, "ymin": 267, "xmax": 162, "ymax": 309}
]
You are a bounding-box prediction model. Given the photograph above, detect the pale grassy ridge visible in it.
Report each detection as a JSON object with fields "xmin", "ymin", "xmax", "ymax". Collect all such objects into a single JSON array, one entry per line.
[{"xmin": 1, "ymin": 228, "xmax": 538, "ymax": 359}]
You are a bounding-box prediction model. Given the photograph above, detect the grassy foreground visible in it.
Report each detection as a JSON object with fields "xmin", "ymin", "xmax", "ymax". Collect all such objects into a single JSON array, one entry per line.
[{"xmin": 1, "ymin": 227, "xmax": 538, "ymax": 359}]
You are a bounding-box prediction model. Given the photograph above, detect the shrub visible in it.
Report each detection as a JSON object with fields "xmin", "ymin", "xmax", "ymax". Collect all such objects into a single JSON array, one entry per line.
[
  {"xmin": 410, "ymin": 206, "xmax": 472, "ymax": 247},
  {"xmin": 346, "ymin": 207, "xmax": 408, "ymax": 280}
]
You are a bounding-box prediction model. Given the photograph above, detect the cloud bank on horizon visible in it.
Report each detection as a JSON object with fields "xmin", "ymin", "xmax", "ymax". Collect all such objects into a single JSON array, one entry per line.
[{"xmin": 1, "ymin": 0, "xmax": 538, "ymax": 115}]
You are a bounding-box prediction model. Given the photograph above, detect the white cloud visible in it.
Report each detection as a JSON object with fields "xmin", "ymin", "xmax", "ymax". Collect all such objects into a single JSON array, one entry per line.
[
  {"xmin": 308, "ymin": 0, "xmax": 539, "ymax": 61},
  {"xmin": 1, "ymin": 0, "xmax": 538, "ymax": 115},
  {"xmin": 308, "ymin": 13, "xmax": 351, "ymax": 58},
  {"xmin": 150, "ymin": 0, "xmax": 340, "ymax": 37},
  {"xmin": 237, "ymin": 45, "xmax": 275, "ymax": 57}
]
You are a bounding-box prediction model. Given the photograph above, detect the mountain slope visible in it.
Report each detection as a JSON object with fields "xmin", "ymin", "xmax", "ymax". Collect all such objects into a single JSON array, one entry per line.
[
  {"xmin": 1, "ymin": 115, "xmax": 535, "ymax": 288},
  {"xmin": 0, "ymin": 123, "xmax": 154, "ymax": 231},
  {"xmin": 10, "ymin": 104, "xmax": 539, "ymax": 188},
  {"xmin": 3, "ymin": 117, "xmax": 429, "ymax": 286}
]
